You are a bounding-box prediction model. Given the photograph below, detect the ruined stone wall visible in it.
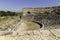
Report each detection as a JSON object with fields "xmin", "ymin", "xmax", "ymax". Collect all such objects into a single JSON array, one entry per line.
[
  {"xmin": 23, "ymin": 8, "xmax": 53, "ymax": 14},
  {"xmin": 22, "ymin": 8, "xmax": 60, "ymax": 29}
]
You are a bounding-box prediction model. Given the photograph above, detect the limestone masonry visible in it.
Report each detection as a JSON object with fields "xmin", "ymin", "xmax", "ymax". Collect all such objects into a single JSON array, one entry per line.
[{"xmin": 22, "ymin": 7, "xmax": 60, "ymax": 29}]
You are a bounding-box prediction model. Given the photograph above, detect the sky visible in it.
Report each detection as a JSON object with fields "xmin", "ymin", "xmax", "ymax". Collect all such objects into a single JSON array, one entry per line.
[{"xmin": 0, "ymin": 0, "xmax": 60, "ymax": 12}]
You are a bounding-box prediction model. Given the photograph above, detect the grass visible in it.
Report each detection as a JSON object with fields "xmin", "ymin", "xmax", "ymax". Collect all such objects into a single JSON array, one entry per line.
[{"xmin": 0, "ymin": 16, "xmax": 14, "ymax": 22}]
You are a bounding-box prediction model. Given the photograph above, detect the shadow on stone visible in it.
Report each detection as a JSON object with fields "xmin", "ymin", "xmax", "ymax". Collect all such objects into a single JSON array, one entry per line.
[{"xmin": 32, "ymin": 21, "xmax": 43, "ymax": 28}]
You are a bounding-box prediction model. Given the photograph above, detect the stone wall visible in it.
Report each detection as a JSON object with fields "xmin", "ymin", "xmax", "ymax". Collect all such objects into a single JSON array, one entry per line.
[{"xmin": 22, "ymin": 8, "xmax": 60, "ymax": 29}]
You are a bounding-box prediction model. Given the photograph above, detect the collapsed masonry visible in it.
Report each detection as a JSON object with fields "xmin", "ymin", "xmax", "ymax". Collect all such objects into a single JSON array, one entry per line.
[{"xmin": 22, "ymin": 7, "xmax": 60, "ymax": 29}]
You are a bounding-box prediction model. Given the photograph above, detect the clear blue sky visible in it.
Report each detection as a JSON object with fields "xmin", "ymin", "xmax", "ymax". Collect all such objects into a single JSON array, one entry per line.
[{"xmin": 0, "ymin": 0, "xmax": 60, "ymax": 12}]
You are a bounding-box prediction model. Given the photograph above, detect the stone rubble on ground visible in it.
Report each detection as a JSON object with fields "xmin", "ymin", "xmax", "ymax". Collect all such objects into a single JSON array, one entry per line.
[{"xmin": 0, "ymin": 17, "xmax": 60, "ymax": 40}]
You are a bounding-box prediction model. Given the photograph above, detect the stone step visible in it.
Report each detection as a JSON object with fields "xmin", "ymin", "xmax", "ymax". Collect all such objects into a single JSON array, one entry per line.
[{"xmin": 50, "ymin": 29, "xmax": 60, "ymax": 38}]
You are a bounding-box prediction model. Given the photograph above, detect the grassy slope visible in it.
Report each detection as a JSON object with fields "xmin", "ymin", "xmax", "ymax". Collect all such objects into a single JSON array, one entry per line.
[{"xmin": 0, "ymin": 16, "xmax": 14, "ymax": 22}]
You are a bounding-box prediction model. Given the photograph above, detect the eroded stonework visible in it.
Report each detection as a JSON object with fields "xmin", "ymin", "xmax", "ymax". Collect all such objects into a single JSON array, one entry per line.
[{"xmin": 22, "ymin": 7, "xmax": 60, "ymax": 29}]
